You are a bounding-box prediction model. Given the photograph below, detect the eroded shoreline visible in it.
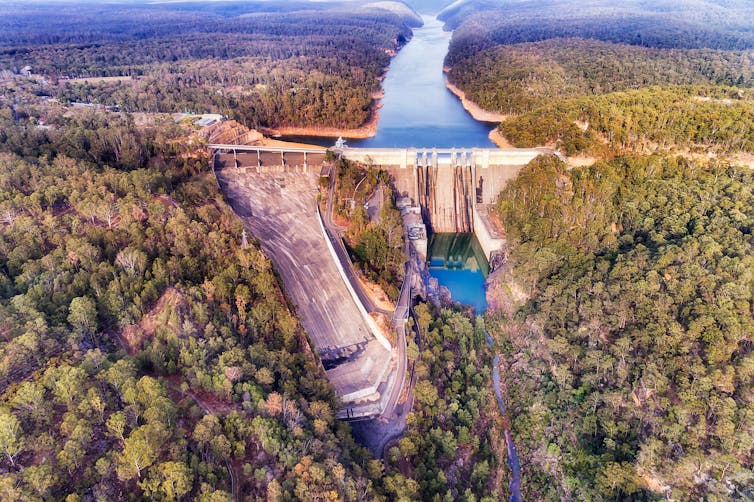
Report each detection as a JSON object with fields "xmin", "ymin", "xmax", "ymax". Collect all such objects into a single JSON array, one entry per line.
[
  {"xmin": 489, "ymin": 128, "xmax": 515, "ymax": 149},
  {"xmin": 444, "ymin": 79, "xmax": 508, "ymax": 123}
]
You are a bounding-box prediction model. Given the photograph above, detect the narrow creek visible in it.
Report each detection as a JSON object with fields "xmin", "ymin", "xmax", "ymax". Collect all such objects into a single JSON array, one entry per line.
[{"xmin": 492, "ymin": 352, "xmax": 523, "ymax": 502}]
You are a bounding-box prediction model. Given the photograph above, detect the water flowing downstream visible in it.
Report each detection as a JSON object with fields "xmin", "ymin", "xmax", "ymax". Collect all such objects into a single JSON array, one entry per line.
[{"xmin": 493, "ymin": 353, "xmax": 523, "ymax": 502}]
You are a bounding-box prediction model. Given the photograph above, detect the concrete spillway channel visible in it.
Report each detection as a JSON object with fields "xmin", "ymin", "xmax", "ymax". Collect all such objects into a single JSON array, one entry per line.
[
  {"xmin": 211, "ymin": 142, "xmax": 557, "ymax": 424},
  {"xmin": 214, "ymin": 152, "xmax": 401, "ymax": 419}
]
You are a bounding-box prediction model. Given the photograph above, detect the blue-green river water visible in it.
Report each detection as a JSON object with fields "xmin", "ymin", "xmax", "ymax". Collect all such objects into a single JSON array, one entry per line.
[{"xmin": 428, "ymin": 233, "xmax": 488, "ymax": 313}]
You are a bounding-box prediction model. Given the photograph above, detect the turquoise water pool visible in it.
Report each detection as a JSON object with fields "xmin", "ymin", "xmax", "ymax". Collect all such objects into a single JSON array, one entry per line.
[{"xmin": 428, "ymin": 233, "xmax": 488, "ymax": 313}]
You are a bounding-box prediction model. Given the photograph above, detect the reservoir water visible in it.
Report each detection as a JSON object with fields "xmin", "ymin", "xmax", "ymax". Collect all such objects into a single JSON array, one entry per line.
[
  {"xmin": 290, "ymin": 16, "xmax": 494, "ymax": 311},
  {"xmin": 287, "ymin": 16, "xmax": 497, "ymax": 149}
]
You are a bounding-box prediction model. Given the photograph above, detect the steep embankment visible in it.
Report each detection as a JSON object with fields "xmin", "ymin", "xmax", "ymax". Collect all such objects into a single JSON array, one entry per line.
[
  {"xmin": 259, "ymin": 98, "xmax": 382, "ymax": 139},
  {"xmin": 444, "ymin": 80, "xmax": 507, "ymax": 122}
]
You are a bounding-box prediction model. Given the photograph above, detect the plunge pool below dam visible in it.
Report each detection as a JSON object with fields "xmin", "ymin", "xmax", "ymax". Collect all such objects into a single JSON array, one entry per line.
[{"xmin": 428, "ymin": 233, "xmax": 488, "ymax": 313}]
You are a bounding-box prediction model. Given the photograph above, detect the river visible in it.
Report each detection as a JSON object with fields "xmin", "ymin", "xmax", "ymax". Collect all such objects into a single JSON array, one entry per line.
[
  {"xmin": 328, "ymin": 16, "xmax": 523, "ymax": 498},
  {"xmin": 285, "ymin": 15, "xmax": 497, "ymax": 148}
]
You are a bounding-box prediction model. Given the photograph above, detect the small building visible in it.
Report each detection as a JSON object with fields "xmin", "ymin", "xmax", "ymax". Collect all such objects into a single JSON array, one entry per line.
[{"xmin": 194, "ymin": 114, "xmax": 224, "ymax": 127}]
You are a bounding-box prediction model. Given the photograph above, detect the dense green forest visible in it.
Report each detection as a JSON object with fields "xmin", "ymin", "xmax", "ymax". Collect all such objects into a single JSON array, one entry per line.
[
  {"xmin": 500, "ymin": 85, "xmax": 754, "ymax": 155},
  {"xmin": 444, "ymin": 0, "xmax": 754, "ymax": 65},
  {"xmin": 448, "ymin": 39, "xmax": 754, "ymax": 115},
  {"xmin": 490, "ymin": 155, "xmax": 754, "ymax": 500},
  {"xmin": 437, "ymin": 2, "xmax": 754, "ymax": 500},
  {"xmin": 0, "ymin": 110, "xmax": 384, "ymax": 499},
  {"xmin": 0, "ymin": 2, "xmax": 415, "ymax": 130},
  {"xmin": 444, "ymin": 0, "xmax": 754, "ymax": 156},
  {"xmin": 384, "ymin": 304, "xmax": 501, "ymax": 500}
]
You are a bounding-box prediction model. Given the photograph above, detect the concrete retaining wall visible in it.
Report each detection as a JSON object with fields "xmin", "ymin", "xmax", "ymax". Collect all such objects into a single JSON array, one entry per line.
[{"xmin": 473, "ymin": 204, "xmax": 505, "ymax": 262}]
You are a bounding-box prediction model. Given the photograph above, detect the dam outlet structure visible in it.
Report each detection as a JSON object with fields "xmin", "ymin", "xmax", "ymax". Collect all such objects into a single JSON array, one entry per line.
[
  {"xmin": 209, "ymin": 143, "xmax": 552, "ymax": 419},
  {"xmin": 339, "ymin": 147, "xmax": 549, "ymax": 263}
]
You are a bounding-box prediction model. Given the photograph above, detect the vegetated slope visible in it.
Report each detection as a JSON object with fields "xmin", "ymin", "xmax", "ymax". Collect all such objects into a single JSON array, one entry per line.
[
  {"xmin": 447, "ymin": 39, "xmax": 754, "ymax": 114},
  {"xmin": 383, "ymin": 304, "xmax": 503, "ymax": 500},
  {"xmin": 499, "ymin": 85, "xmax": 754, "ymax": 156},
  {"xmin": 441, "ymin": 1, "xmax": 754, "ymax": 156},
  {"xmin": 0, "ymin": 110, "xmax": 380, "ymax": 500},
  {"xmin": 444, "ymin": 0, "xmax": 754, "ymax": 67},
  {"xmin": 0, "ymin": 2, "xmax": 413, "ymax": 130},
  {"xmin": 490, "ymin": 155, "xmax": 754, "ymax": 500},
  {"xmin": 444, "ymin": 1, "xmax": 754, "ymax": 500},
  {"xmin": 331, "ymin": 159, "xmax": 406, "ymax": 301}
]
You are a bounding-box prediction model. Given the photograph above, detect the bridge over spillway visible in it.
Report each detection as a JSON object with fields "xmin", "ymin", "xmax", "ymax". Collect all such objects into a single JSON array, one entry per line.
[
  {"xmin": 208, "ymin": 144, "xmax": 330, "ymax": 171},
  {"xmin": 209, "ymin": 144, "xmax": 547, "ymax": 173}
]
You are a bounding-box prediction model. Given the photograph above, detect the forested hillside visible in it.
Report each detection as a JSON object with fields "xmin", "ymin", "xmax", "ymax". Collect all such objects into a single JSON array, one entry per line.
[
  {"xmin": 0, "ymin": 110, "xmax": 383, "ymax": 499},
  {"xmin": 0, "ymin": 2, "xmax": 415, "ymax": 130},
  {"xmin": 491, "ymin": 155, "xmax": 754, "ymax": 500},
  {"xmin": 444, "ymin": 0, "xmax": 754, "ymax": 64},
  {"xmin": 444, "ymin": 0, "xmax": 754, "ymax": 156},
  {"xmin": 384, "ymin": 304, "xmax": 502, "ymax": 500},
  {"xmin": 438, "ymin": 1, "xmax": 754, "ymax": 500},
  {"xmin": 500, "ymin": 85, "xmax": 754, "ymax": 155},
  {"xmin": 448, "ymin": 39, "xmax": 754, "ymax": 114}
]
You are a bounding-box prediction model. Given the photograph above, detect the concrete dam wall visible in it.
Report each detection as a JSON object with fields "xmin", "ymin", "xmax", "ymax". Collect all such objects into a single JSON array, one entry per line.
[
  {"xmin": 209, "ymin": 143, "xmax": 550, "ymax": 261},
  {"xmin": 342, "ymin": 147, "xmax": 544, "ymax": 244}
]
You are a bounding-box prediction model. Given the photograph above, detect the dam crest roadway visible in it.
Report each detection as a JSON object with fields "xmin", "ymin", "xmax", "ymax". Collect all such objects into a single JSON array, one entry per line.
[{"xmin": 210, "ymin": 143, "xmax": 551, "ymax": 420}]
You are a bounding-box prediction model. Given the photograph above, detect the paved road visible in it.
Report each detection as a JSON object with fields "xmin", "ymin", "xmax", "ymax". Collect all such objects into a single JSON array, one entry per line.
[
  {"xmin": 381, "ymin": 263, "xmax": 411, "ymax": 420},
  {"xmin": 366, "ymin": 184, "xmax": 384, "ymax": 223}
]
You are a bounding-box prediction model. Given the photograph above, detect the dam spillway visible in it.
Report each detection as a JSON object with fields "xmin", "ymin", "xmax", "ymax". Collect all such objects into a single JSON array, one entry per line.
[
  {"xmin": 340, "ymin": 147, "xmax": 545, "ymax": 236},
  {"xmin": 213, "ymin": 153, "xmax": 398, "ymax": 420},
  {"xmin": 209, "ymin": 144, "xmax": 547, "ymax": 234},
  {"xmin": 209, "ymin": 143, "xmax": 549, "ymax": 418},
  {"xmin": 208, "ymin": 143, "xmax": 549, "ymax": 263}
]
